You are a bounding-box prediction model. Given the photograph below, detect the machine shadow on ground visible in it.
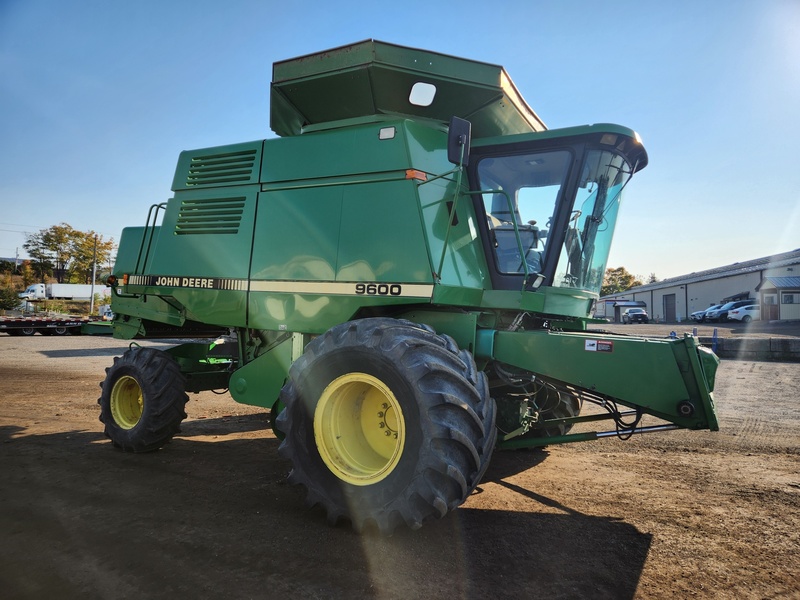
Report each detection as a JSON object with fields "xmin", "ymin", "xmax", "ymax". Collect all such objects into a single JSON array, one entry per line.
[
  {"xmin": 37, "ymin": 340, "xmax": 181, "ymax": 359},
  {"xmin": 1, "ymin": 424, "xmax": 651, "ymax": 599}
]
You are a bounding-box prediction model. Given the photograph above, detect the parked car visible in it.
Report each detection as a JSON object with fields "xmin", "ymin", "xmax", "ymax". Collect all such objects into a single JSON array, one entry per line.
[
  {"xmin": 704, "ymin": 299, "xmax": 757, "ymax": 322},
  {"xmin": 728, "ymin": 304, "xmax": 760, "ymax": 323},
  {"xmin": 622, "ymin": 307, "xmax": 649, "ymax": 324},
  {"xmin": 692, "ymin": 304, "xmax": 722, "ymax": 322}
]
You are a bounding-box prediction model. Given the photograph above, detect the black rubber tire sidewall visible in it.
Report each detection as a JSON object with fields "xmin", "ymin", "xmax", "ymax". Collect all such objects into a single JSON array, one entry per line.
[
  {"xmin": 98, "ymin": 347, "xmax": 188, "ymax": 453},
  {"xmin": 285, "ymin": 345, "xmax": 425, "ymax": 515},
  {"xmin": 277, "ymin": 318, "xmax": 496, "ymax": 533}
]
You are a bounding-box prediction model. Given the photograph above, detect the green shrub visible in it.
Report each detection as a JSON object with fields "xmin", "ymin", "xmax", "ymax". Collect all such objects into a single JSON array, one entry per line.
[{"xmin": 0, "ymin": 286, "xmax": 20, "ymax": 311}]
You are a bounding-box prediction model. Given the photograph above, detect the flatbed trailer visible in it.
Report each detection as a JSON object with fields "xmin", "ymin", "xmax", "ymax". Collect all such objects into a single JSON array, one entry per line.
[{"xmin": 0, "ymin": 315, "xmax": 102, "ymax": 336}]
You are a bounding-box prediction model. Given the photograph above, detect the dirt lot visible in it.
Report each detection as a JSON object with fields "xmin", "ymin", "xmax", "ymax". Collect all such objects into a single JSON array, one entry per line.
[{"xmin": 0, "ymin": 333, "xmax": 798, "ymax": 599}]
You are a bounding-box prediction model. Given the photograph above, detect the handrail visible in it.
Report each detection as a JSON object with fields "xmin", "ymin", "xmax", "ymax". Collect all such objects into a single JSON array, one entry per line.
[{"xmin": 134, "ymin": 202, "xmax": 167, "ymax": 274}]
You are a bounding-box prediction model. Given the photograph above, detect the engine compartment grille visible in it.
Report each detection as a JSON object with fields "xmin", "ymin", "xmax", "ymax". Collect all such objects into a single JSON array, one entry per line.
[
  {"xmin": 175, "ymin": 196, "xmax": 245, "ymax": 235},
  {"xmin": 184, "ymin": 149, "xmax": 258, "ymax": 186}
]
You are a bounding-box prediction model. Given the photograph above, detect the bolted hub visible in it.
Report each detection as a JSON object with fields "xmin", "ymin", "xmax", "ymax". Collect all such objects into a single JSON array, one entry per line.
[{"xmin": 313, "ymin": 373, "xmax": 405, "ymax": 486}]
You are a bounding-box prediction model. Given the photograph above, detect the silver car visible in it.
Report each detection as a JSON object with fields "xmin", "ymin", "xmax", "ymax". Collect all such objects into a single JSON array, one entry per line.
[{"xmin": 692, "ymin": 304, "xmax": 722, "ymax": 322}]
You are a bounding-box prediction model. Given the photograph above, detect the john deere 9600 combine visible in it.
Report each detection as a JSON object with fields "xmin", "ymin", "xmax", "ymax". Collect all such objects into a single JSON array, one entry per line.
[{"xmin": 100, "ymin": 41, "xmax": 719, "ymax": 534}]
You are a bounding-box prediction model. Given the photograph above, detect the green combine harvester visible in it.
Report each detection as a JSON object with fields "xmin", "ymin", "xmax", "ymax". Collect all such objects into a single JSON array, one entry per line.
[{"xmin": 100, "ymin": 40, "xmax": 719, "ymax": 534}]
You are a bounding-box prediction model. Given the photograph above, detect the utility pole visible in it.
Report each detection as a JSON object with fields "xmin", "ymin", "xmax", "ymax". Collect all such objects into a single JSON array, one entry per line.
[{"xmin": 90, "ymin": 235, "xmax": 97, "ymax": 314}]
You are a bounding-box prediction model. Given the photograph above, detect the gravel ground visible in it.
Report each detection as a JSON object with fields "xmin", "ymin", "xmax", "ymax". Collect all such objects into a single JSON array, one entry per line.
[{"xmin": 0, "ymin": 333, "xmax": 798, "ymax": 599}]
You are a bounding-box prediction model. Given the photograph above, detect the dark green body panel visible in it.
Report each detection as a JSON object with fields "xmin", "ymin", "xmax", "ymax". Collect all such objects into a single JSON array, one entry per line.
[
  {"xmin": 114, "ymin": 118, "xmax": 493, "ymax": 335},
  {"xmin": 270, "ymin": 40, "xmax": 545, "ymax": 138},
  {"xmin": 228, "ymin": 336, "xmax": 294, "ymax": 408},
  {"xmin": 488, "ymin": 329, "xmax": 718, "ymax": 430}
]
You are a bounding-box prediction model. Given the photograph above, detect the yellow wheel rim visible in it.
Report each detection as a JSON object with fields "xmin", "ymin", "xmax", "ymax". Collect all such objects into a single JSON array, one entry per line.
[
  {"xmin": 110, "ymin": 375, "xmax": 144, "ymax": 430},
  {"xmin": 314, "ymin": 373, "xmax": 405, "ymax": 486}
]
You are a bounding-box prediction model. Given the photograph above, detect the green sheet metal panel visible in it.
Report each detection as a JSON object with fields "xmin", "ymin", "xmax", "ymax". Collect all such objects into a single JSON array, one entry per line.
[
  {"xmin": 229, "ymin": 335, "xmax": 294, "ymax": 408},
  {"xmin": 248, "ymin": 177, "xmax": 434, "ymax": 333},
  {"xmin": 124, "ymin": 184, "xmax": 258, "ymax": 328},
  {"xmin": 270, "ymin": 40, "xmax": 546, "ymax": 138},
  {"xmin": 261, "ymin": 118, "xmax": 422, "ymax": 184},
  {"xmin": 539, "ymin": 286, "xmax": 597, "ymax": 318},
  {"xmin": 251, "ymin": 185, "xmax": 344, "ymax": 282},
  {"xmin": 337, "ymin": 179, "xmax": 432, "ymax": 282},
  {"xmin": 491, "ymin": 329, "xmax": 716, "ymax": 430},
  {"xmin": 418, "ymin": 176, "xmax": 488, "ymax": 289},
  {"xmin": 172, "ymin": 141, "xmax": 263, "ymax": 191},
  {"xmin": 146, "ymin": 185, "xmax": 258, "ymax": 281},
  {"xmin": 112, "ymin": 226, "xmax": 151, "ymax": 276},
  {"xmin": 169, "ymin": 288, "xmax": 248, "ymax": 328}
]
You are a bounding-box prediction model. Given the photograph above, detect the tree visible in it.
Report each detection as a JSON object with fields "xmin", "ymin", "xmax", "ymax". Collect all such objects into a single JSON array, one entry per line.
[
  {"xmin": 0, "ymin": 271, "xmax": 18, "ymax": 310},
  {"xmin": 601, "ymin": 267, "xmax": 643, "ymax": 297},
  {"xmin": 24, "ymin": 224, "xmax": 73, "ymax": 282},
  {"xmin": 22, "ymin": 231, "xmax": 54, "ymax": 282},
  {"xmin": 647, "ymin": 273, "xmax": 659, "ymax": 284},
  {"xmin": 41, "ymin": 223, "xmax": 74, "ymax": 282},
  {"xmin": 0, "ymin": 286, "xmax": 19, "ymax": 311},
  {"xmin": 23, "ymin": 223, "xmax": 115, "ymax": 284},
  {"xmin": 20, "ymin": 261, "xmax": 36, "ymax": 287},
  {"xmin": 69, "ymin": 232, "xmax": 115, "ymax": 284}
]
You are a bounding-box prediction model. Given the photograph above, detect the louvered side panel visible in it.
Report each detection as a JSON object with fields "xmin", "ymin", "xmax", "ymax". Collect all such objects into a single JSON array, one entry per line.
[
  {"xmin": 172, "ymin": 142, "xmax": 263, "ymax": 191},
  {"xmin": 142, "ymin": 185, "xmax": 259, "ymax": 330},
  {"xmin": 175, "ymin": 197, "xmax": 246, "ymax": 235}
]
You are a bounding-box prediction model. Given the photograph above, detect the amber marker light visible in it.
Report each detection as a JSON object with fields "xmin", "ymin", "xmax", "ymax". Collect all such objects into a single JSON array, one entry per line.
[{"xmin": 405, "ymin": 169, "xmax": 427, "ymax": 181}]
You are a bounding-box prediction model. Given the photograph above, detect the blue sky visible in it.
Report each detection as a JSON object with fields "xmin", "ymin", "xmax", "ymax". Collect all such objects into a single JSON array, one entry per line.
[{"xmin": 1, "ymin": 0, "xmax": 798, "ymax": 279}]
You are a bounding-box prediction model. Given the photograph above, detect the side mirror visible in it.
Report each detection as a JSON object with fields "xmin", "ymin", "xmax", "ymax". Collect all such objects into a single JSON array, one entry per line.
[{"xmin": 447, "ymin": 116, "xmax": 471, "ymax": 166}]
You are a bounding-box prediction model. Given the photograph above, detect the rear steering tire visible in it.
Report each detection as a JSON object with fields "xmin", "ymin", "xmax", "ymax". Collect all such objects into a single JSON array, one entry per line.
[
  {"xmin": 98, "ymin": 347, "xmax": 188, "ymax": 452},
  {"xmin": 276, "ymin": 318, "xmax": 496, "ymax": 534}
]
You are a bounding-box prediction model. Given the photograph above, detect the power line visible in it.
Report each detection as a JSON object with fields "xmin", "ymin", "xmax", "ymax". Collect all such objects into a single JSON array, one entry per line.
[
  {"xmin": 0, "ymin": 226, "xmax": 118, "ymax": 239},
  {"xmin": 0, "ymin": 221, "xmax": 45, "ymax": 229}
]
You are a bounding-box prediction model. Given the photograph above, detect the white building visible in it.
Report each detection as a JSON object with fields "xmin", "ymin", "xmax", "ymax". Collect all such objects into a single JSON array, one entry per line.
[{"xmin": 597, "ymin": 248, "xmax": 800, "ymax": 323}]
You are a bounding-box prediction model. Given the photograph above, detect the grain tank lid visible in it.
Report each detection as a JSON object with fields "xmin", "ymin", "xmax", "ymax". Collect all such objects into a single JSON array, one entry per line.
[{"xmin": 270, "ymin": 40, "xmax": 547, "ymax": 138}]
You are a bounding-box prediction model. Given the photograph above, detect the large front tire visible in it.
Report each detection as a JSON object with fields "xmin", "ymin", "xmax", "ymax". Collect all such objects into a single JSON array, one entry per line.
[
  {"xmin": 98, "ymin": 347, "xmax": 188, "ymax": 452},
  {"xmin": 276, "ymin": 318, "xmax": 496, "ymax": 534}
]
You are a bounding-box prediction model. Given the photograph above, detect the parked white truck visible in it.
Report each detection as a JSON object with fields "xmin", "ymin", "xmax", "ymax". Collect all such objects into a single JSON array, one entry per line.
[{"xmin": 18, "ymin": 283, "xmax": 108, "ymax": 301}]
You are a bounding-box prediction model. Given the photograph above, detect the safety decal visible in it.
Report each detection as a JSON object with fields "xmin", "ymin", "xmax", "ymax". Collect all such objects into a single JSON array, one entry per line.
[{"xmin": 585, "ymin": 339, "xmax": 614, "ymax": 352}]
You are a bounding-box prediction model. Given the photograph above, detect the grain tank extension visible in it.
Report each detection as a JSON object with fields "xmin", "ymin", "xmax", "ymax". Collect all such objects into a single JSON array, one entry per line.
[{"xmin": 100, "ymin": 41, "xmax": 719, "ymax": 534}]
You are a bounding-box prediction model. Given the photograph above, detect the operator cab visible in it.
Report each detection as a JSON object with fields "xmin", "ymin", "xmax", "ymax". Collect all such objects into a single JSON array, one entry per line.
[{"xmin": 465, "ymin": 125, "xmax": 648, "ymax": 294}]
